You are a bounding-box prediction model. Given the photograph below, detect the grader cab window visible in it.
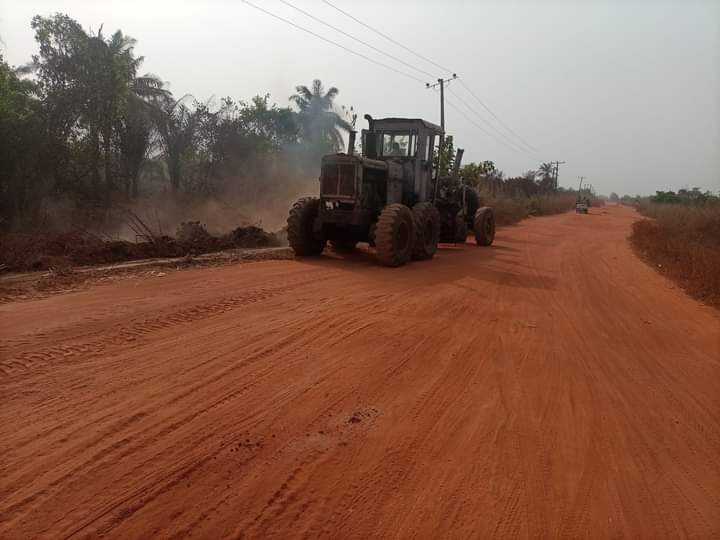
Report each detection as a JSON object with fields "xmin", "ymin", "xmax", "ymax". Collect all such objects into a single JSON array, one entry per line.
[{"xmin": 381, "ymin": 133, "xmax": 415, "ymax": 157}]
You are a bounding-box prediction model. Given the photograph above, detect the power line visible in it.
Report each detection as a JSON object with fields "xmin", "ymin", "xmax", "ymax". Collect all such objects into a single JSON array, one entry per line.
[
  {"xmin": 458, "ymin": 79, "xmax": 538, "ymax": 152},
  {"xmin": 447, "ymin": 86, "xmax": 533, "ymax": 156},
  {"xmin": 552, "ymin": 160, "xmax": 566, "ymax": 190},
  {"xmin": 321, "ymin": 0, "xmax": 454, "ymax": 75},
  {"xmin": 240, "ymin": 0, "xmax": 425, "ymax": 84},
  {"xmin": 444, "ymin": 96, "xmax": 531, "ymax": 157},
  {"xmin": 244, "ymin": 0, "xmax": 540, "ymax": 161},
  {"xmin": 277, "ymin": 0, "xmax": 439, "ymax": 80},
  {"xmin": 320, "ymin": 0, "xmax": 538, "ymax": 154}
]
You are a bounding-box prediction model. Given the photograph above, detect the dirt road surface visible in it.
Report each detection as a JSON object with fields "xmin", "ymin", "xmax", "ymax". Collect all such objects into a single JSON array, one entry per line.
[{"xmin": 1, "ymin": 205, "xmax": 718, "ymax": 539}]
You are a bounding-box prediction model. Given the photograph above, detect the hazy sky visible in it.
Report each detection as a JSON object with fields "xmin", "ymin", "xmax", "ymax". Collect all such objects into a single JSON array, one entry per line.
[{"xmin": 2, "ymin": 0, "xmax": 718, "ymax": 195}]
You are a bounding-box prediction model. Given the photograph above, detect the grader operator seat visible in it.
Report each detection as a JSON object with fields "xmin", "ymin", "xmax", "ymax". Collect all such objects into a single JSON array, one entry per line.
[{"xmin": 361, "ymin": 116, "xmax": 443, "ymax": 203}]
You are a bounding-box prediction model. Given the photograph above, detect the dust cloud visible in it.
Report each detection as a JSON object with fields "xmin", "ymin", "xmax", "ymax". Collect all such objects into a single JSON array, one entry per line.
[{"xmin": 111, "ymin": 175, "xmax": 318, "ymax": 241}]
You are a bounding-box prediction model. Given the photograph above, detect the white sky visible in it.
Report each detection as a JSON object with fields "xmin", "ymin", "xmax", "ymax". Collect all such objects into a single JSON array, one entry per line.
[{"xmin": 2, "ymin": 0, "xmax": 719, "ymax": 195}]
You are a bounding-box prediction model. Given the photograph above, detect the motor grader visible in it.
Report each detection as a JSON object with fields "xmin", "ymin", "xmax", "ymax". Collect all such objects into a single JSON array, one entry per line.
[{"xmin": 287, "ymin": 115, "xmax": 495, "ymax": 267}]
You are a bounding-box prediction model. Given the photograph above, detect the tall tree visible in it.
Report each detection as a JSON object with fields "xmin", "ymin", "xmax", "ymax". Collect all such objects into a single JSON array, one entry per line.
[
  {"xmin": 538, "ymin": 162, "xmax": 555, "ymax": 191},
  {"xmin": 29, "ymin": 15, "xmax": 168, "ymax": 202},
  {"xmin": 157, "ymin": 97, "xmax": 198, "ymax": 193},
  {"xmin": 88, "ymin": 27, "xmax": 168, "ymax": 200},
  {"xmin": 289, "ymin": 79, "xmax": 351, "ymax": 155},
  {"xmin": 117, "ymin": 97, "xmax": 155, "ymax": 198},
  {"xmin": 0, "ymin": 54, "xmax": 42, "ymax": 226}
]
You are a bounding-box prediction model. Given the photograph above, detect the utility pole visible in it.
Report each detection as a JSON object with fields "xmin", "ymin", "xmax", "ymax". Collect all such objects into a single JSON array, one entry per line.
[
  {"xmin": 426, "ymin": 74, "xmax": 457, "ymax": 177},
  {"xmin": 439, "ymin": 79, "xmax": 445, "ymax": 133},
  {"xmin": 552, "ymin": 160, "xmax": 566, "ymax": 190},
  {"xmin": 577, "ymin": 176, "xmax": 586, "ymax": 192}
]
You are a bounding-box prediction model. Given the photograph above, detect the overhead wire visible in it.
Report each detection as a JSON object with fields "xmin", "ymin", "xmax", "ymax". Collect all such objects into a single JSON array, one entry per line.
[
  {"xmin": 277, "ymin": 0, "xmax": 440, "ymax": 80},
  {"xmin": 240, "ymin": 0, "xmax": 426, "ymax": 84},
  {"xmin": 322, "ymin": 0, "xmax": 538, "ymax": 153},
  {"xmin": 447, "ymin": 87, "xmax": 534, "ymax": 155},
  {"xmin": 321, "ymin": 0, "xmax": 454, "ymax": 76},
  {"xmin": 444, "ymin": 96, "xmax": 529, "ymax": 156},
  {"xmin": 428, "ymin": 83, "xmax": 530, "ymax": 156},
  {"xmin": 458, "ymin": 79, "xmax": 538, "ymax": 152},
  {"xmin": 243, "ymin": 0, "xmax": 540, "ymax": 158}
]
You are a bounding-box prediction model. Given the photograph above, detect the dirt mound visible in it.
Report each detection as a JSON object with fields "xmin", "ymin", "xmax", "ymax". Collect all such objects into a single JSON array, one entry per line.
[
  {"xmin": 223, "ymin": 225, "xmax": 281, "ymax": 249},
  {"xmin": 0, "ymin": 224, "xmax": 284, "ymax": 272},
  {"xmin": 176, "ymin": 221, "xmax": 216, "ymax": 247}
]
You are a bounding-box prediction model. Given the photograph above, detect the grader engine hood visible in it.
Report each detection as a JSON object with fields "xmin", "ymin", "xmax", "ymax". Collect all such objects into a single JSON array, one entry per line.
[
  {"xmin": 320, "ymin": 154, "xmax": 400, "ymax": 201},
  {"xmin": 320, "ymin": 155, "xmax": 359, "ymax": 200}
]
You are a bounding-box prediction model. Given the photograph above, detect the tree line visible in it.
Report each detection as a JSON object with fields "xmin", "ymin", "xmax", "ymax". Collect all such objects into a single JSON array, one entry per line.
[
  {"xmin": 0, "ymin": 14, "xmax": 352, "ymax": 230},
  {"xmin": 613, "ymin": 188, "xmax": 719, "ymax": 206},
  {"xmin": 2, "ymin": 13, "xmax": 599, "ymax": 233},
  {"xmin": 431, "ymin": 136, "xmax": 576, "ymax": 198},
  {"xmin": 461, "ymin": 159, "xmax": 567, "ymax": 198}
]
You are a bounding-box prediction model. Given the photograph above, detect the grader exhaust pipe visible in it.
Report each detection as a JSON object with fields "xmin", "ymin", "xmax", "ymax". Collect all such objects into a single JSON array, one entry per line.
[{"xmin": 348, "ymin": 131, "xmax": 357, "ymax": 156}]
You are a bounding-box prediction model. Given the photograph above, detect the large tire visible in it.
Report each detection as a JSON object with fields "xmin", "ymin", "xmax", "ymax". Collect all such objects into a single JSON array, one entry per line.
[
  {"xmin": 455, "ymin": 215, "xmax": 468, "ymax": 243},
  {"xmin": 375, "ymin": 204, "xmax": 414, "ymax": 267},
  {"xmin": 330, "ymin": 238, "xmax": 358, "ymax": 251},
  {"xmin": 462, "ymin": 186, "xmax": 480, "ymax": 219},
  {"xmin": 474, "ymin": 206, "xmax": 495, "ymax": 246},
  {"xmin": 287, "ymin": 197, "xmax": 325, "ymax": 256},
  {"xmin": 411, "ymin": 202, "xmax": 440, "ymax": 260}
]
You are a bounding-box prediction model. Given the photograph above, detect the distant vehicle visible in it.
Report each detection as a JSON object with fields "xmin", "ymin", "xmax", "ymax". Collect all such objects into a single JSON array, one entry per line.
[
  {"xmin": 575, "ymin": 177, "xmax": 591, "ymax": 214},
  {"xmin": 287, "ymin": 115, "xmax": 495, "ymax": 266},
  {"xmin": 576, "ymin": 195, "xmax": 591, "ymax": 214}
]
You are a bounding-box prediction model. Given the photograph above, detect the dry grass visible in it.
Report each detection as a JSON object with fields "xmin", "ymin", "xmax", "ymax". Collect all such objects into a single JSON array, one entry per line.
[
  {"xmin": 484, "ymin": 197, "xmax": 529, "ymax": 225},
  {"xmin": 480, "ymin": 193, "xmax": 577, "ymax": 225},
  {"xmin": 631, "ymin": 203, "xmax": 720, "ymax": 306}
]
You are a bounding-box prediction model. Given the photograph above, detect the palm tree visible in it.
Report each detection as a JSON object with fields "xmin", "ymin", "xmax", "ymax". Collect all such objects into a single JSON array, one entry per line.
[
  {"xmin": 538, "ymin": 162, "xmax": 556, "ymax": 191},
  {"xmin": 38, "ymin": 22, "xmax": 170, "ymax": 201},
  {"xmin": 117, "ymin": 97, "xmax": 156, "ymax": 198},
  {"xmin": 157, "ymin": 96, "xmax": 198, "ymax": 193},
  {"xmin": 93, "ymin": 29, "xmax": 168, "ymax": 199},
  {"xmin": 26, "ymin": 14, "xmax": 172, "ymax": 203},
  {"xmin": 289, "ymin": 79, "xmax": 352, "ymax": 154}
]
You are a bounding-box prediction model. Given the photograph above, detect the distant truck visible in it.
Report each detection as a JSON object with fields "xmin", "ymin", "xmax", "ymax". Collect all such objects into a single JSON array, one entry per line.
[
  {"xmin": 575, "ymin": 177, "xmax": 591, "ymax": 214},
  {"xmin": 287, "ymin": 115, "xmax": 495, "ymax": 266}
]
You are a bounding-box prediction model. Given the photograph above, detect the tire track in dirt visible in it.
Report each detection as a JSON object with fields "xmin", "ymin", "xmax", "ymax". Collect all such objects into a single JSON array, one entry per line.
[
  {"xmin": 0, "ymin": 308, "xmax": 379, "ymax": 532},
  {"xmin": 0, "ymin": 273, "xmax": 338, "ymax": 379},
  {"xmin": 1, "ymin": 206, "xmax": 719, "ymax": 539},
  {"xmin": 2, "ymin": 290, "xmax": 396, "ymax": 538}
]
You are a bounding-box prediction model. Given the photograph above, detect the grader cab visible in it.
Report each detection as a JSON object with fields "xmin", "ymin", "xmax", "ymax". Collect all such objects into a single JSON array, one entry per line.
[{"xmin": 287, "ymin": 115, "xmax": 495, "ymax": 267}]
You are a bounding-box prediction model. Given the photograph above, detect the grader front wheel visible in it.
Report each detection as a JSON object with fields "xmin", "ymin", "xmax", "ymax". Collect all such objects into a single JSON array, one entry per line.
[
  {"xmin": 287, "ymin": 197, "xmax": 325, "ymax": 256},
  {"xmin": 375, "ymin": 204, "xmax": 415, "ymax": 267}
]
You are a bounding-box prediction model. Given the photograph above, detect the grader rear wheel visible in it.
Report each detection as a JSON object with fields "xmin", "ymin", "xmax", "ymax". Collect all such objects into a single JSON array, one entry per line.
[
  {"xmin": 375, "ymin": 204, "xmax": 415, "ymax": 267},
  {"xmin": 411, "ymin": 202, "xmax": 440, "ymax": 260},
  {"xmin": 455, "ymin": 215, "xmax": 469, "ymax": 243},
  {"xmin": 462, "ymin": 186, "xmax": 481, "ymax": 219},
  {"xmin": 473, "ymin": 206, "xmax": 496, "ymax": 246}
]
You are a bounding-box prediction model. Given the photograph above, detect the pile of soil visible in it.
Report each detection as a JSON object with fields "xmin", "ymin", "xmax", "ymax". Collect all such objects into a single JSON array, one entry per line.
[{"xmin": 0, "ymin": 223, "xmax": 284, "ymax": 272}]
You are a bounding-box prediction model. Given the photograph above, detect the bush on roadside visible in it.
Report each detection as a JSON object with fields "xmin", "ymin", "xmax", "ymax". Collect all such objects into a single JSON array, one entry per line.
[
  {"xmin": 0, "ymin": 225, "xmax": 283, "ymax": 272},
  {"xmin": 479, "ymin": 192, "xmax": 577, "ymax": 225},
  {"xmin": 631, "ymin": 203, "xmax": 720, "ymax": 306}
]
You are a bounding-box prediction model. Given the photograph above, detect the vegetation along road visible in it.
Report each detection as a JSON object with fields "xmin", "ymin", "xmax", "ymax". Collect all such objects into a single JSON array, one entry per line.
[{"xmin": 1, "ymin": 205, "xmax": 718, "ymax": 538}]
